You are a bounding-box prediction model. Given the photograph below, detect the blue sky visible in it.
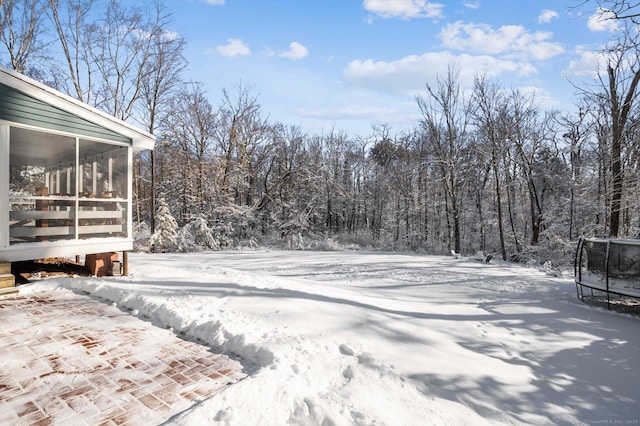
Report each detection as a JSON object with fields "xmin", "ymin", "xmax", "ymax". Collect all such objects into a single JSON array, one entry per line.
[{"xmin": 169, "ymin": 0, "xmax": 617, "ymax": 136}]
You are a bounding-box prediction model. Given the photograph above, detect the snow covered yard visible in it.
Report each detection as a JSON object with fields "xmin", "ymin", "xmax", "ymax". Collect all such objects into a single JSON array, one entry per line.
[{"xmin": 21, "ymin": 250, "xmax": 640, "ymax": 425}]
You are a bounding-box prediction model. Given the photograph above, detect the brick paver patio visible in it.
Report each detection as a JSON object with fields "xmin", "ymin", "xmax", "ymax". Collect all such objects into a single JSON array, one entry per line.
[{"xmin": 0, "ymin": 290, "xmax": 246, "ymax": 425}]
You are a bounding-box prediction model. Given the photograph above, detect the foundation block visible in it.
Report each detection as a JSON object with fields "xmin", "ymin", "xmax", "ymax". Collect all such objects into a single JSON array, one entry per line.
[{"xmin": 85, "ymin": 253, "xmax": 118, "ymax": 277}]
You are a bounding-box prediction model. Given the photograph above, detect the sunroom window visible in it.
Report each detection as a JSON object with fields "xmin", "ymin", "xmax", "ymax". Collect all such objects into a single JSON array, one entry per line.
[{"xmin": 8, "ymin": 127, "xmax": 129, "ymax": 245}]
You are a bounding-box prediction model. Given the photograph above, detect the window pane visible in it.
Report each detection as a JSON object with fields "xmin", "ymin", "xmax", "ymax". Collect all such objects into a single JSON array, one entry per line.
[
  {"xmin": 9, "ymin": 127, "xmax": 76, "ymax": 197},
  {"xmin": 79, "ymin": 140, "xmax": 128, "ymax": 199}
]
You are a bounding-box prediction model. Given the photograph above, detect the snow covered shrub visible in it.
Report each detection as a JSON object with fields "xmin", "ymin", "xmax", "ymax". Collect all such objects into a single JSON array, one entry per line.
[
  {"xmin": 537, "ymin": 231, "xmax": 575, "ymax": 270},
  {"xmin": 175, "ymin": 215, "xmax": 219, "ymax": 252},
  {"xmin": 310, "ymin": 238, "xmax": 343, "ymax": 251},
  {"xmin": 543, "ymin": 261, "xmax": 562, "ymax": 277},
  {"xmin": 331, "ymin": 232, "xmax": 374, "ymax": 250},
  {"xmin": 176, "ymin": 225, "xmax": 196, "ymax": 252},
  {"xmin": 211, "ymin": 204, "xmax": 258, "ymax": 248},
  {"xmin": 149, "ymin": 198, "xmax": 178, "ymax": 252},
  {"xmin": 133, "ymin": 221, "xmax": 152, "ymax": 252},
  {"xmin": 210, "ymin": 218, "xmax": 235, "ymax": 248},
  {"xmin": 192, "ymin": 215, "xmax": 218, "ymax": 250},
  {"xmin": 307, "ymin": 234, "xmax": 364, "ymax": 251}
]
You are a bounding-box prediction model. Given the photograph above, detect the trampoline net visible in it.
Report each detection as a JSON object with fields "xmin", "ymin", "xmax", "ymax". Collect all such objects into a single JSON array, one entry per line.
[{"xmin": 578, "ymin": 239, "xmax": 640, "ymax": 296}]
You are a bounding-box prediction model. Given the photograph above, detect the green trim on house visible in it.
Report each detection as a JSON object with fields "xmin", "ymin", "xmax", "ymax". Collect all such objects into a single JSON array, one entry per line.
[{"xmin": 0, "ymin": 83, "xmax": 130, "ymax": 143}]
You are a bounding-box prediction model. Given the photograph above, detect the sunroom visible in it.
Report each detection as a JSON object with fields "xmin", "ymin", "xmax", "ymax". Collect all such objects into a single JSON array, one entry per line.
[{"xmin": 0, "ymin": 67, "xmax": 154, "ymax": 269}]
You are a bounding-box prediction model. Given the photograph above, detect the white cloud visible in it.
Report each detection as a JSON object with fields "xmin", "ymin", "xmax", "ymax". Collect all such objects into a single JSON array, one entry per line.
[
  {"xmin": 163, "ymin": 31, "xmax": 180, "ymax": 41},
  {"xmin": 564, "ymin": 46, "xmax": 609, "ymax": 79},
  {"xmin": 463, "ymin": 1, "xmax": 480, "ymax": 10},
  {"xmin": 263, "ymin": 47, "xmax": 277, "ymax": 57},
  {"xmin": 344, "ymin": 51, "xmax": 534, "ymax": 96},
  {"xmin": 510, "ymin": 85, "xmax": 561, "ymax": 109},
  {"xmin": 363, "ymin": 0, "xmax": 444, "ymax": 20},
  {"xmin": 588, "ymin": 7, "xmax": 620, "ymax": 32},
  {"xmin": 538, "ymin": 9, "xmax": 559, "ymax": 24},
  {"xmin": 440, "ymin": 21, "xmax": 564, "ymax": 61},
  {"xmin": 279, "ymin": 42, "xmax": 309, "ymax": 60},
  {"xmin": 202, "ymin": 0, "xmax": 225, "ymax": 5},
  {"xmin": 215, "ymin": 38, "xmax": 251, "ymax": 57}
]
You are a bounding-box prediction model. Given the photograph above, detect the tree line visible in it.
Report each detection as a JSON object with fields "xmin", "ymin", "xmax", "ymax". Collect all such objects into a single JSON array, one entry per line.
[{"xmin": 2, "ymin": 0, "xmax": 640, "ymax": 264}]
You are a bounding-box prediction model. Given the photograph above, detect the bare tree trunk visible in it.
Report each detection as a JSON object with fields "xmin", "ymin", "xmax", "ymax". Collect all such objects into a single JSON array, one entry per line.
[
  {"xmin": 503, "ymin": 164, "xmax": 522, "ymax": 253},
  {"xmin": 492, "ymin": 153, "xmax": 507, "ymax": 261},
  {"xmin": 600, "ymin": 50, "xmax": 640, "ymax": 236},
  {"xmin": 416, "ymin": 67, "xmax": 470, "ymax": 254},
  {"xmin": 150, "ymin": 151, "xmax": 155, "ymax": 233}
]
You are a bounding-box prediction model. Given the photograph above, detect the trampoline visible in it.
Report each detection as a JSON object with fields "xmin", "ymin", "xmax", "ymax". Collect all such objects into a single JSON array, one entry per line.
[{"xmin": 574, "ymin": 237, "xmax": 640, "ymax": 310}]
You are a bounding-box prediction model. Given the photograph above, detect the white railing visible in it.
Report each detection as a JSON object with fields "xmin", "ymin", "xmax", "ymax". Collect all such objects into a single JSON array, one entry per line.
[{"xmin": 9, "ymin": 197, "xmax": 126, "ymax": 243}]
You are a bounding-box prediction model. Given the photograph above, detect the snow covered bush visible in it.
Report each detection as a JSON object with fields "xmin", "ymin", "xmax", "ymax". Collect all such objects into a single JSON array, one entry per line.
[
  {"xmin": 310, "ymin": 238, "xmax": 343, "ymax": 251},
  {"xmin": 176, "ymin": 215, "xmax": 219, "ymax": 252},
  {"xmin": 191, "ymin": 215, "xmax": 218, "ymax": 250},
  {"xmin": 133, "ymin": 221, "xmax": 152, "ymax": 252},
  {"xmin": 211, "ymin": 204, "xmax": 258, "ymax": 248},
  {"xmin": 149, "ymin": 198, "xmax": 179, "ymax": 252},
  {"xmin": 176, "ymin": 225, "xmax": 196, "ymax": 253},
  {"xmin": 533, "ymin": 230, "xmax": 575, "ymax": 271}
]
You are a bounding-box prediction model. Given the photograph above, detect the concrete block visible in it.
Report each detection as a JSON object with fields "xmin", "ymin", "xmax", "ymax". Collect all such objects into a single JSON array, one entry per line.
[{"xmin": 85, "ymin": 253, "xmax": 118, "ymax": 277}]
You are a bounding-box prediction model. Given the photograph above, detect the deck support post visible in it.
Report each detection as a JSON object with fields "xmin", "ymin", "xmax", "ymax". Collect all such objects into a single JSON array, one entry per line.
[{"xmin": 122, "ymin": 251, "xmax": 128, "ymax": 276}]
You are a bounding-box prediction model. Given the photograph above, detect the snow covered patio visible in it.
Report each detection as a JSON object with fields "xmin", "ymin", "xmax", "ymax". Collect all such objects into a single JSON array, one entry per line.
[
  {"xmin": 2, "ymin": 249, "xmax": 640, "ymax": 425},
  {"xmin": 0, "ymin": 290, "xmax": 245, "ymax": 425}
]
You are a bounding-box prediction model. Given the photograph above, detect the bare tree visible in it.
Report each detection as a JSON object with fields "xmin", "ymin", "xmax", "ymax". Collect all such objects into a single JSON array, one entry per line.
[
  {"xmin": 262, "ymin": 123, "xmax": 315, "ymax": 245},
  {"xmin": 85, "ymin": 0, "xmax": 172, "ymax": 121},
  {"xmin": 417, "ymin": 67, "xmax": 472, "ymax": 254},
  {"xmin": 585, "ymin": 0, "xmax": 640, "ymax": 23},
  {"xmin": 505, "ymin": 89, "xmax": 548, "ymax": 246},
  {"xmin": 559, "ymin": 104, "xmax": 590, "ymax": 239},
  {"xmin": 579, "ymin": 28, "xmax": 640, "ymax": 237},
  {"xmin": 0, "ymin": 0, "xmax": 48, "ymax": 74},
  {"xmin": 473, "ymin": 74, "xmax": 509, "ymax": 260},
  {"xmin": 564, "ymin": 3, "xmax": 640, "ymax": 238},
  {"xmin": 137, "ymin": 22, "xmax": 186, "ymax": 233},
  {"xmin": 604, "ymin": 50, "xmax": 640, "ymax": 236},
  {"xmin": 163, "ymin": 82, "xmax": 217, "ymax": 220},
  {"xmin": 46, "ymin": 0, "xmax": 94, "ymax": 102},
  {"xmin": 214, "ymin": 83, "xmax": 269, "ymax": 205}
]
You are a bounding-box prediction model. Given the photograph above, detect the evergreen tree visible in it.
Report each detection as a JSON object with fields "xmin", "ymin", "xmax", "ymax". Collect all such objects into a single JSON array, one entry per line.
[
  {"xmin": 176, "ymin": 224, "xmax": 196, "ymax": 253},
  {"xmin": 149, "ymin": 198, "xmax": 178, "ymax": 252},
  {"xmin": 192, "ymin": 215, "xmax": 218, "ymax": 250}
]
